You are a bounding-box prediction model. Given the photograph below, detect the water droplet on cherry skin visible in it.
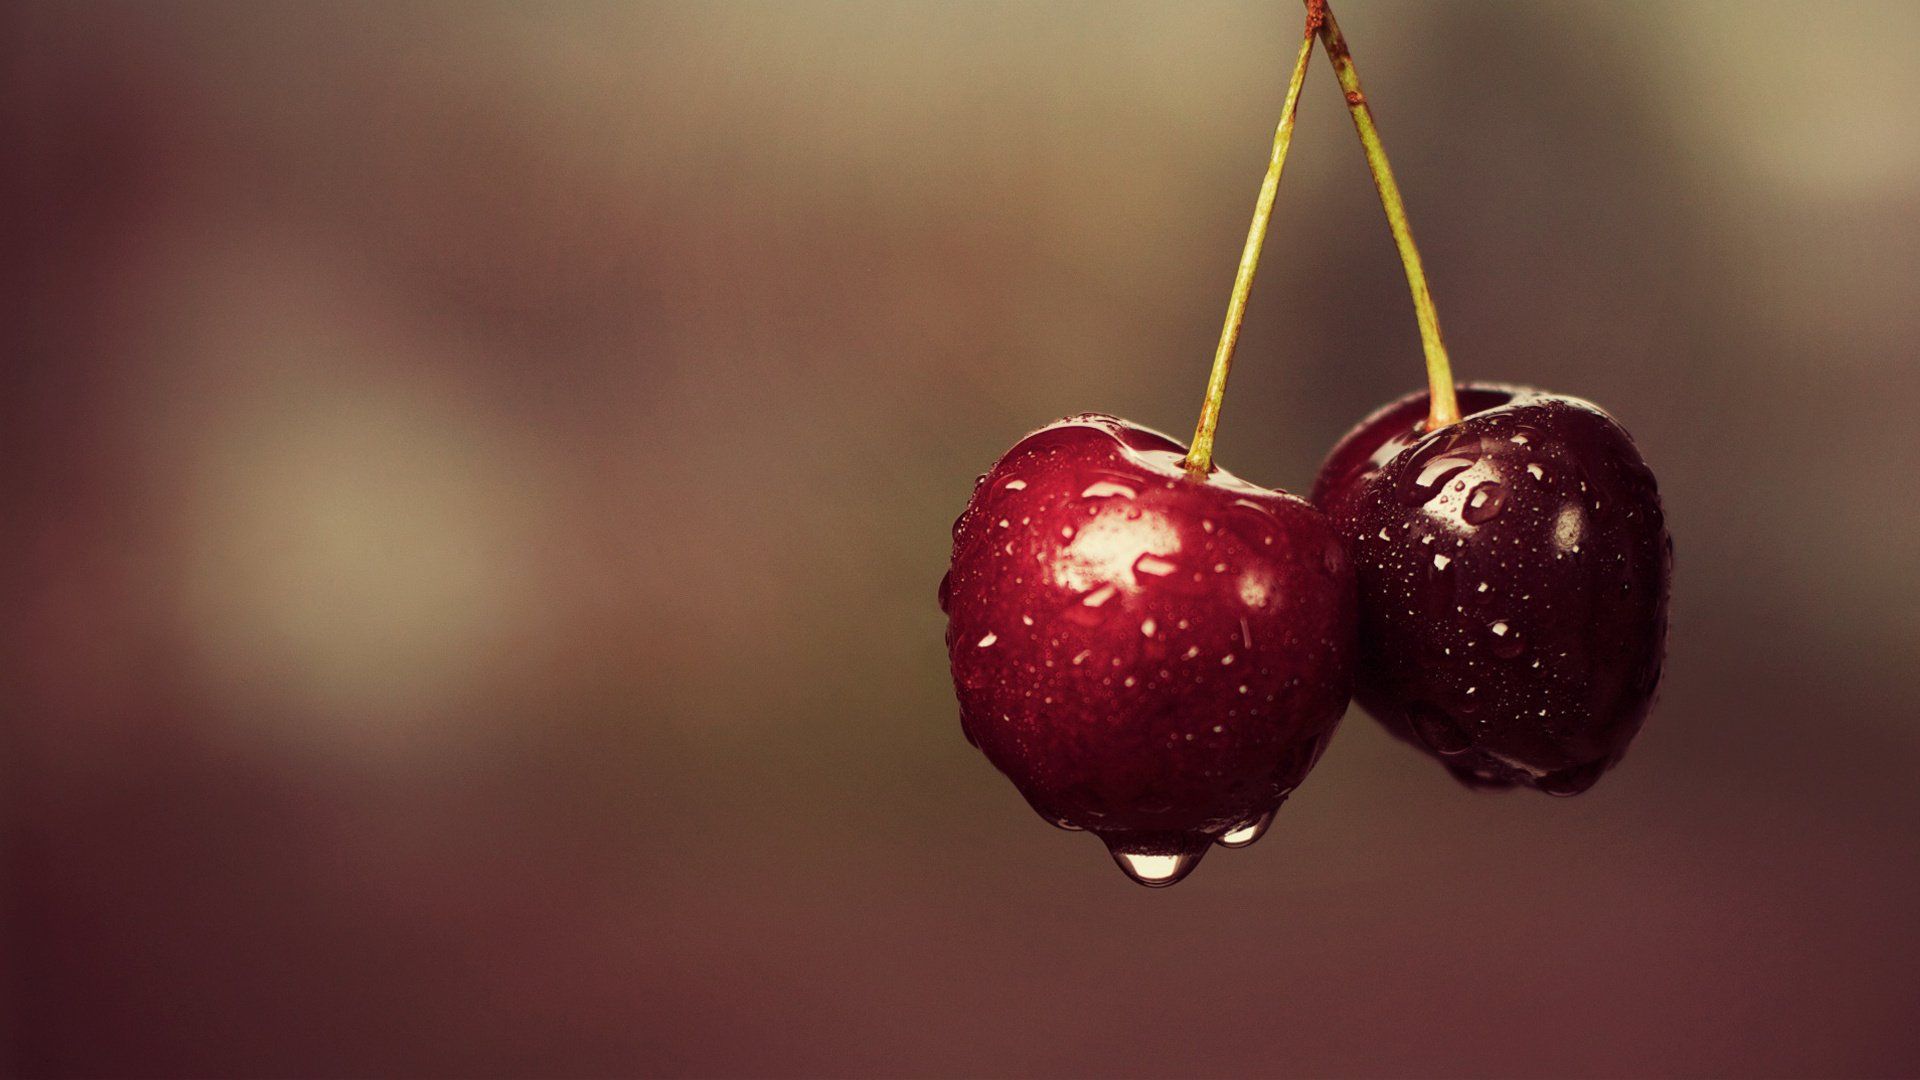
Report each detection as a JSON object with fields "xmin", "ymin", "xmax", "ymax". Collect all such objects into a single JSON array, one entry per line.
[
  {"xmin": 1133, "ymin": 552, "xmax": 1179, "ymax": 578},
  {"xmin": 1080, "ymin": 478, "xmax": 1140, "ymax": 501},
  {"xmin": 1463, "ymin": 480, "xmax": 1508, "ymax": 525},
  {"xmin": 1395, "ymin": 435, "xmax": 1481, "ymax": 509},
  {"xmin": 1215, "ymin": 809, "xmax": 1277, "ymax": 849},
  {"xmin": 1488, "ymin": 619, "xmax": 1525, "ymax": 660},
  {"xmin": 1060, "ymin": 583, "xmax": 1119, "ymax": 627}
]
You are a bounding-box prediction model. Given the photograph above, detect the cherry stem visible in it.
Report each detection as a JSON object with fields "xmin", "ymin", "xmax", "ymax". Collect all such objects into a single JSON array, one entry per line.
[
  {"xmin": 1308, "ymin": 0, "xmax": 1460, "ymax": 430},
  {"xmin": 1182, "ymin": 13, "xmax": 1319, "ymax": 480}
]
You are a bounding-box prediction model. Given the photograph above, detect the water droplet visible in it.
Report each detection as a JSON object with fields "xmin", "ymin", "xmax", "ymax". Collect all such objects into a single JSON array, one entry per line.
[
  {"xmin": 1539, "ymin": 759, "xmax": 1607, "ymax": 796},
  {"xmin": 1433, "ymin": 553, "xmax": 1452, "ymax": 570},
  {"xmin": 1397, "ymin": 440, "xmax": 1480, "ymax": 507},
  {"xmin": 1060, "ymin": 525, "xmax": 1076, "ymax": 540},
  {"xmin": 1103, "ymin": 837, "xmax": 1206, "ymax": 888},
  {"xmin": 937, "ymin": 570, "xmax": 953, "ymax": 611},
  {"xmin": 1080, "ymin": 479, "xmax": 1138, "ymax": 500},
  {"xmin": 1140, "ymin": 618, "xmax": 1157, "ymax": 637},
  {"xmin": 1216, "ymin": 810, "xmax": 1276, "ymax": 849},
  {"xmin": 1527, "ymin": 463, "xmax": 1546, "ymax": 481},
  {"xmin": 1463, "ymin": 481, "xmax": 1508, "ymax": 525},
  {"xmin": 1221, "ymin": 654, "xmax": 1235, "ymax": 666},
  {"xmin": 1554, "ymin": 505, "xmax": 1585, "ymax": 552},
  {"xmin": 1003, "ymin": 478, "xmax": 1027, "ymax": 491},
  {"xmin": 1407, "ymin": 704, "xmax": 1472, "ymax": 755},
  {"xmin": 1489, "ymin": 620, "xmax": 1525, "ymax": 659},
  {"xmin": 1132, "ymin": 553, "xmax": 1179, "ymax": 578},
  {"xmin": 976, "ymin": 632, "xmax": 997, "ymax": 647},
  {"xmin": 1061, "ymin": 584, "xmax": 1119, "ymax": 627}
]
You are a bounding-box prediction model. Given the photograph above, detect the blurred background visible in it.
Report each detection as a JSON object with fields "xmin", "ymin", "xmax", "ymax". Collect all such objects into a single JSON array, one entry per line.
[{"xmin": 5, "ymin": 1, "xmax": 1918, "ymax": 1076}]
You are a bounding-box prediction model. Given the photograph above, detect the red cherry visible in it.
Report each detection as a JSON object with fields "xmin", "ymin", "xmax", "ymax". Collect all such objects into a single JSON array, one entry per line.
[
  {"xmin": 1312, "ymin": 384, "xmax": 1671, "ymax": 793},
  {"xmin": 941, "ymin": 414, "xmax": 1356, "ymax": 885}
]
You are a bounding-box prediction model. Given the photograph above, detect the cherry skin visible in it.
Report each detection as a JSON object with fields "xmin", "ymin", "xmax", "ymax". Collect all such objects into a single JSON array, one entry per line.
[
  {"xmin": 940, "ymin": 414, "xmax": 1356, "ymax": 885},
  {"xmin": 1311, "ymin": 384, "xmax": 1671, "ymax": 794}
]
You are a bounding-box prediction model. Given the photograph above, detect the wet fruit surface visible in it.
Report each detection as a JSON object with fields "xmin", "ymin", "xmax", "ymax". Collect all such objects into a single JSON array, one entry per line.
[
  {"xmin": 1312, "ymin": 385, "xmax": 1670, "ymax": 794},
  {"xmin": 941, "ymin": 414, "xmax": 1356, "ymax": 884}
]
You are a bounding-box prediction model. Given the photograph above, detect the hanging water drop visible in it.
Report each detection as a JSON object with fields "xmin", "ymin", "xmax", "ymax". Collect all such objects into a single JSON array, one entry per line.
[
  {"xmin": 1105, "ymin": 845, "xmax": 1205, "ymax": 888},
  {"xmin": 1216, "ymin": 810, "xmax": 1277, "ymax": 849},
  {"xmin": 1539, "ymin": 759, "xmax": 1607, "ymax": 796}
]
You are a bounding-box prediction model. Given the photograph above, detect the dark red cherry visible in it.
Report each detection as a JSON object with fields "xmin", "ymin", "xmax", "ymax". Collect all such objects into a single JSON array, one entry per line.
[
  {"xmin": 1311, "ymin": 384, "xmax": 1670, "ymax": 794},
  {"xmin": 940, "ymin": 414, "xmax": 1356, "ymax": 885}
]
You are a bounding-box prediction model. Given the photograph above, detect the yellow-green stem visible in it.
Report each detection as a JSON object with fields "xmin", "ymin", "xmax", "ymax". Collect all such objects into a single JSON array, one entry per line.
[
  {"xmin": 1310, "ymin": 0, "xmax": 1460, "ymax": 430},
  {"xmin": 1182, "ymin": 19, "xmax": 1318, "ymax": 479}
]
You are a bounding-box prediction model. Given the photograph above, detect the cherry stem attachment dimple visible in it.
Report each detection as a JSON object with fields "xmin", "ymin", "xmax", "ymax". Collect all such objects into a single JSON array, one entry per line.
[
  {"xmin": 1182, "ymin": 12, "xmax": 1319, "ymax": 480},
  {"xmin": 1308, "ymin": 0, "xmax": 1460, "ymax": 430}
]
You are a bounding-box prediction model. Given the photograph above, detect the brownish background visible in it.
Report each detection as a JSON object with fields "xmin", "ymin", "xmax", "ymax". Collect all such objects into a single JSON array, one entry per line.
[{"xmin": 6, "ymin": 2, "xmax": 1919, "ymax": 1076}]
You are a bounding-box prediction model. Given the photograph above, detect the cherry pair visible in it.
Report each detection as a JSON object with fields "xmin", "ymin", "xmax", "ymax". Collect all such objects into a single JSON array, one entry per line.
[{"xmin": 938, "ymin": 1, "xmax": 1669, "ymax": 886}]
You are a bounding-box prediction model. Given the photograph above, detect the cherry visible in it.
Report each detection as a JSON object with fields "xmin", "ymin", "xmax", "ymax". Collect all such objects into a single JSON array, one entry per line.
[
  {"xmin": 1312, "ymin": 384, "xmax": 1670, "ymax": 793},
  {"xmin": 938, "ymin": 13, "xmax": 1349, "ymax": 886},
  {"xmin": 1296, "ymin": 6, "xmax": 1670, "ymax": 792},
  {"xmin": 940, "ymin": 415, "xmax": 1355, "ymax": 884}
]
